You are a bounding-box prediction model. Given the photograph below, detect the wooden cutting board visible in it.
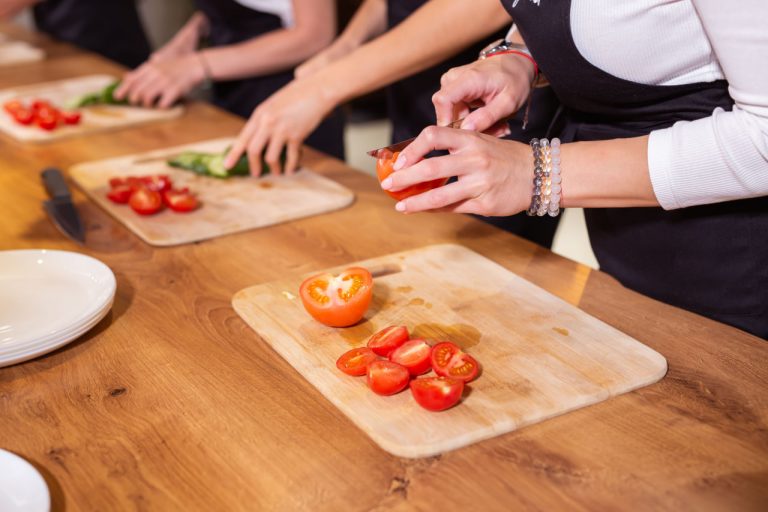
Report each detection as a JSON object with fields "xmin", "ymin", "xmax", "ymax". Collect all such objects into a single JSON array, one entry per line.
[
  {"xmin": 0, "ymin": 74, "xmax": 182, "ymax": 142},
  {"xmin": 232, "ymin": 244, "xmax": 667, "ymax": 458},
  {"xmin": 70, "ymin": 137, "xmax": 355, "ymax": 246},
  {"xmin": 0, "ymin": 40, "xmax": 44, "ymax": 66}
]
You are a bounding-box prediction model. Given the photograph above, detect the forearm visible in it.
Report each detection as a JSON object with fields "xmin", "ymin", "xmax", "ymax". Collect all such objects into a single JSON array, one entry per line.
[
  {"xmin": 312, "ymin": 0, "xmax": 510, "ymax": 105},
  {"xmin": 338, "ymin": 0, "xmax": 387, "ymax": 48},
  {"xmin": 560, "ymin": 136, "xmax": 659, "ymax": 208}
]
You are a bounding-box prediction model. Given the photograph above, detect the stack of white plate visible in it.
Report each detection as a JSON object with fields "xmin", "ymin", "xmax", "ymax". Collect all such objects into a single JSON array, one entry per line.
[{"xmin": 0, "ymin": 250, "xmax": 116, "ymax": 368}]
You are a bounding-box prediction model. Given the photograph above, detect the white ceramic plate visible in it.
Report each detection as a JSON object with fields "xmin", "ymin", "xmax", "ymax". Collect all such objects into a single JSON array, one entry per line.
[
  {"xmin": 0, "ymin": 449, "xmax": 50, "ymax": 512},
  {"xmin": 0, "ymin": 250, "xmax": 115, "ymax": 367}
]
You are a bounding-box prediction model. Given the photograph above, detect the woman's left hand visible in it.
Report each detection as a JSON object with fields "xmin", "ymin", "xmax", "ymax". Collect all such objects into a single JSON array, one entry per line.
[
  {"xmin": 380, "ymin": 126, "xmax": 533, "ymax": 216},
  {"xmin": 115, "ymin": 54, "xmax": 204, "ymax": 109}
]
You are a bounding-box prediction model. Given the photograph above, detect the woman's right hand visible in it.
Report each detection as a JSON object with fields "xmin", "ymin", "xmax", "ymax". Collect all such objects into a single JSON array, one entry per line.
[
  {"xmin": 433, "ymin": 53, "xmax": 536, "ymax": 133},
  {"xmin": 223, "ymin": 78, "xmax": 334, "ymax": 176}
]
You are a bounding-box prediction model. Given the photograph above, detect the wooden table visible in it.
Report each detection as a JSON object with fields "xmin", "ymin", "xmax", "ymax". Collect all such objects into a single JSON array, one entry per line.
[{"xmin": 1, "ymin": 26, "xmax": 766, "ymax": 512}]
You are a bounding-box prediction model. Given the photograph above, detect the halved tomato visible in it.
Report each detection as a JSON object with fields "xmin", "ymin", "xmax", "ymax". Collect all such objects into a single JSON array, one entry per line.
[
  {"xmin": 410, "ymin": 376, "xmax": 464, "ymax": 412},
  {"xmin": 367, "ymin": 325, "xmax": 409, "ymax": 357},
  {"xmin": 431, "ymin": 342, "xmax": 479, "ymax": 383},
  {"xmin": 36, "ymin": 115, "xmax": 57, "ymax": 131},
  {"xmin": 61, "ymin": 111, "xmax": 81, "ymax": 125},
  {"xmin": 162, "ymin": 188, "xmax": 198, "ymax": 212},
  {"xmin": 367, "ymin": 360, "xmax": 410, "ymax": 395},
  {"xmin": 129, "ymin": 186, "xmax": 163, "ymax": 215},
  {"xmin": 141, "ymin": 174, "xmax": 172, "ymax": 193},
  {"xmin": 299, "ymin": 267, "xmax": 373, "ymax": 327},
  {"xmin": 3, "ymin": 100, "xmax": 24, "ymax": 115},
  {"xmin": 106, "ymin": 184, "xmax": 133, "ymax": 204},
  {"xmin": 108, "ymin": 177, "xmax": 127, "ymax": 188},
  {"xmin": 376, "ymin": 150, "xmax": 447, "ymax": 201},
  {"xmin": 12, "ymin": 108, "xmax": 34, "ymax": 125},
  {"xmin": 389, "ymin": 339, "xmax": 432, "ymax": 376},
  {"xmin": 336, "ymin": 347, "xmax": 378, "ymax": 376}
]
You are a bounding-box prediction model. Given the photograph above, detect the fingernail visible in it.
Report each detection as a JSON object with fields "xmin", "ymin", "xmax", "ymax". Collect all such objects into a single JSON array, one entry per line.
[
  {"xmin": 393, "ymin": 154, "xmax": 406, "ymax": 170},
  {"xmin": 395, "ymin": 201, "xmax": 406, "ymax": 212},
  {"xmin": 223, "ymin": 158, "xmax": 232, "ymax": 169},
  {"xmin": 380, "ymin": 177, "xmax": 392, "ymax": 190}
]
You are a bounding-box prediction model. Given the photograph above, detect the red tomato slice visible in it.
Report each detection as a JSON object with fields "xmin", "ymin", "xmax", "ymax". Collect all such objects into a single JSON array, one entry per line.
[
  {"xmin": 410, "ymin": 376, "xmax": 464, "ymax": 412},
  {"xmin": 108, "ymin": 177, "xmax": 127, "ymax": 188},
  {"xmin": 141, "ymin": 174, "xmax": 173, "ymax": 193},
  {"xmin": 106, "ymin": 184, "xmax": 133, "ymax": 204},
  {"xmin": 12, "ymin": 108, "xmax": 34, "ymax": 125},
  {"xmin": 299, "ymin": 267, "xmax": 373, "ymax": 327},
  {"xmin": 375, "ymin": 150, "xmax": 447, "ymax": 201},
  {"xmin": 431, "ymin": 342, "xmax": 480, "ymax": 383},
  {"xmin": 366, "ymin": 360, "xmax": 410, "ymax": 395},
  {"xmin": 61, "ymin": 111, "xmax": 81, "ymax": 125},
  {"xmin": 30, "ymin": 99, "xmax": 52, "ymax": 112},
  {"xmin": 336, "ymin": 347, "xmax": 378, "ymax": 377},
  {"xmin": 36, "ymin": 115, "xmax": 58, "ymax": 131},
  {"xmin": 129, "ymin": 186, "xmax": 163, "ymax": 215},
  {"xmin": 4, "ymin": 100, "xmax": 24, "ymax": 114},
  {"xmin": 162, "ymin": 188, "xmax": 198, "ymax": 212},
  {"xmin": 367, "ymin": 325, "xmax": 409, "ymax": 357},
  {"xmin": 389, "ymin": 339, "xmax": 432, "ymax": 376}
]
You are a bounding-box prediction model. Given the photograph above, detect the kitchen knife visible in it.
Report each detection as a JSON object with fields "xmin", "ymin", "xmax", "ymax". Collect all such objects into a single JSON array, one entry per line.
[
  {"xmin": 367, "ymin": 118, "xmax": 465, "ymax": 159},
  {"xmin": 41, "ymin": 167, "xmax": 85, "ymax": 244}
]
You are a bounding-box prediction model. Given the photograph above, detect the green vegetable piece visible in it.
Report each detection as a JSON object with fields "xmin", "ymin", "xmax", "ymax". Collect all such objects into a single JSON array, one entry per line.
[
  {"xmin": 66, "ymin": 80, "xmax": 129, "ymax": 109},
  {"xmin": 166, "ymin": 147, "xmax": 287, "ymax": 178}
]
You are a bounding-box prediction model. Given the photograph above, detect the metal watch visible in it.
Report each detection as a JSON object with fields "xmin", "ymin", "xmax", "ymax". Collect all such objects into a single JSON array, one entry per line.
[{"xmin": 479, "ymin": 39, "xmax": 533, "ymax": 60}]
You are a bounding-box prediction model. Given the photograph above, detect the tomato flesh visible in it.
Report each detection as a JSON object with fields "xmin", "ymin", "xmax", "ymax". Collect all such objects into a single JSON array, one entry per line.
[
  {"xmin": 299, "ymin": 267, "xmax": 373, "ymax": 327},
  {"xmin": 367, "ymin": 325, "xmax": 409, "ymax": 357},
  {"xmin": 410, "ymin": 376, "xmax": 464, "ymax": 411},
  {"xmin": 375, "ymin": 150, "xmax": 447, "ymax": 201},
  {"xmin": 431, "ymin": 342, "xmax": 479, "ymax": 383},
  {"xmin": 336, "ymin": 347, "xmax": 378, "ymax": 376},
  {"xmin": 129, "ymin": 186, "xmax": 163, "ymax": 215},
  {"xmin": 163, "ymin": 188, "xmax": 198, "ymax": 212},
  {"xmin": 367, "ymin": 360, "xmax": 410, "ymax": 396},
  {"xmin": 142, "ymin": 174, "xmax": 172, "ymax": 193},
  {"xmin": 106, "ymin": 184, "xmax": 133, "ymax": 204},
  {"xmin": 12, "ymin": 109, "xmax": 34, "ymax": 125},
  {"xmin": 61, "ymin": 111, "xmax": 82, "ymax": 125},
  {"xmin": 389, "ymin": 339, "xmax": 432, "ymax": 376}
]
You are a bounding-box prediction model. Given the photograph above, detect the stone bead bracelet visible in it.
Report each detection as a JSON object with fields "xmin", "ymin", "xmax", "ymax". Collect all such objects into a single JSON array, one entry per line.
[{"xmin": 527, "ymin": 137, "xmax": 562, "ymax": 217}]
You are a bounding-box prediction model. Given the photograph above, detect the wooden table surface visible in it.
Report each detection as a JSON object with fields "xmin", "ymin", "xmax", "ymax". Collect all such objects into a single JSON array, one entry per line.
[{"xmin": 1, "ymin": 25, "xmax": 766, "ymax": 512}]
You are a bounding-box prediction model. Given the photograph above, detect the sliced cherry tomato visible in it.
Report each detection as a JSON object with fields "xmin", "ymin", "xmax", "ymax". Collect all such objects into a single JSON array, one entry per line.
[
  {"xmin": 36, "ymin": 115, "xmax": 58, "ymax": 131},
  {"xmin": 336, "ymin": 347, "xmax": 378, "ymax": 377},
  {"xmin": 128, "ymin": 186, "xmax": 163, "ymax": 215},
  {"xmin": 366, "ymin": 360, "xmax": 410, "ymax": 396},
  {"xmin": 106, "ymin": 184, "xmax": 133, "ymax": 204},
  {"xmin": 61, "ymin": 111, "xmax": 81, "ymax": 125},
  {"xmin": 410, "ymin": 376, "xmax": 464, "ymax": 412},
  {"xmin": 4, "ymin": 100, "xmax": 24, "ymax": 114},
  {"xmin": 108, "ymin": 177, "xmax": 127, "ymax": 188},
  {"xmin": 162, "ymin": 188, "xmax": 198, "ymax": 212},
  {"xmin": 299, "ymin": 267, "xmax": 373, "ymax": 327},
  {"xmin": 375, "ymin": 150, "xmax": 447, "ymax": 201},
  {"xmin": 141, "ymin": 174, "xmax": 172, "ymax": 193},
  {"xmin": 30, "ymin": 99, "xmax": 52, "ymax": 112},
  {"xmin": 12, "ymin": 108, "xmax": 34, "ymax": 125},
  {"xmin": 431, "ymin": 342, "xmax": 480, "ymax": 383},
  {"xmin": 367, "ymin": 325, "xmax": 409, "ymax": 357},
  {"xmin": 389, "ymin": 339, "xmax": 432, "ymax": 376}
]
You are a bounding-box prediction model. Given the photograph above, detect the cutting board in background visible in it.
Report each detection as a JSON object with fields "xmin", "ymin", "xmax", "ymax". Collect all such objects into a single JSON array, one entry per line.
[
  {"xmin": 233, "ymin": 244, "xmax": 667, "ymax": 458},
  {"xmin": 0, "ymin": 74, "xmax": 182, "ymax": 142},
  {"xmin": 70, "ymin": 138, "xmax": 355, "ymax": 246},
  {"xmin": 0, "ymin": 40, "xmax": 44, "ymax": 66}
]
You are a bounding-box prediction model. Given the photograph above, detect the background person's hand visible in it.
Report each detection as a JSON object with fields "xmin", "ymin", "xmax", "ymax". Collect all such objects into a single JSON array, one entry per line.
[
  {"xmin": 433, "ymin": 54, "xmax": 536, "ymax": 134},
  {"xmin": 224, "ymin": 78, "xmax": 334, "ymax": 177},
  {"xmin": 115, "ymin": 54, "xmax": 205, "ymax": 109},
  {"xmin": 380, "ymin": 126, "xmax": 533, "ymax": 216},
  {"xmin": 149, "ymin": 11, "xmax": 207, "ymax": 63}
]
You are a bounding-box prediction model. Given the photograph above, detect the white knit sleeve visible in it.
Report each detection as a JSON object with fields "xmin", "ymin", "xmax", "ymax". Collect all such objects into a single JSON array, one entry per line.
[{"xmin": 647, "ymin": 0, "xmax": 768, "ymax": 210}]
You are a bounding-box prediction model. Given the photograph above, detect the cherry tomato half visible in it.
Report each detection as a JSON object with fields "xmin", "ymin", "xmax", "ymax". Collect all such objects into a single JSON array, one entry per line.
[
  {"xmin": 375, "ymin": 150, "xmax": 447, "ymax": 201},
  {"xmin": 431, "ymin": 342, "xmax": 480, "ymax": 383},
  {"xmin": 3, "ymin": 100, "xmax": 24, "ymax": 115},
  {"xmin": 12, "ymin": 108, "xmax": 34, "ymax": 125},
  {"xmin": 129, "ymin": 186, "xmax": 163, "ymax": 215},
  {"xmin": 366, "ymin": 360, "xmax": 410, "ymax": 396},
  {"xmin": 162, "ymin": 188, "xmax": 198, "ymax": 212},
  {"xmin": 61, "ymin": 111, "xmax": 82, "ymax": 125},
  {"xmin": 106, "ymin": 184, "xmax": 133, "ymax": 204},
  {"xmin": 367, "ymin": 325, "xmax": 409, "ymax": 357},
  {"xmin": 410, "ymin": 376, "xmax": 464, "ymax": 412},
  {"xmin": 141, "ymin": 174, "xmax": 172, "ymax": 193},
  {"xmin": 389, "ymin": 339, "xmax": 432, "ymax": 376},
  {"xmin": 299, "ymin": 267, "xmax": 373, "ymax": 327},
  {"xmin": 36, "ymin": 115, "xmax": 58, "ymax": 131},
  {"xmin": 336, "ymin": 347, "xmax": 378, "ymax": 377}
]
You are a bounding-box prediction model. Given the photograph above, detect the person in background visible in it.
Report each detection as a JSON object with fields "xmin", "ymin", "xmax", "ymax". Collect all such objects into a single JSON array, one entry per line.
[
  {"xmin": 225, "ymin": 0, "xmax": 561, "ymax": 248},
  {"xmin": 115, "ymin": 0, "xmax": 345, "ymax": 160},
  {"xmin": 0, "ymin": 0, "xmax": 151, "ymax": 68}
]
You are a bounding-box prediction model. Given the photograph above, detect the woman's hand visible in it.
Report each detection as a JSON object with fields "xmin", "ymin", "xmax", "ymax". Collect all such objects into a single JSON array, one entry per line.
[
  {"xmin": 223, "ymin": 78, "xmax": 334, "ymax": 176},
  {"xmin": 115, "ymin": 53, "xmax": 205, "ymax": 109},
  {"xmin": 433, "ymin": 53, "xmax": 535, "ymax": 133},
  {"xmin": 150, "ymin": 12, "xmax": 208, "ymax": 63},
  {"xmin": 380, "ymin": 126, "xmax": 533, "ymax": 216}
]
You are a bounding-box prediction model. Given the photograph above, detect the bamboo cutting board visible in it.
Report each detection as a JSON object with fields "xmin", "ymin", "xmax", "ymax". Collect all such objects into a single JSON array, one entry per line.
[
  {"xmin": 70, "ymin": 138, "xmax": 355, "ymax": 246},
  {"xmin": 0, "ymin": 74, "xmax": 182, "ymax": 142},
  {"xmin": 232, "ymin": 244, "xmax": 667, "ymax": 458}
]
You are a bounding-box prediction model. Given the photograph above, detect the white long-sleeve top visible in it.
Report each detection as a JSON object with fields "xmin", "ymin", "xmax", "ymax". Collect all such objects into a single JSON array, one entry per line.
[{"xmin": 569, "ymin": 0, "xmax": 768, "ymax": 210}]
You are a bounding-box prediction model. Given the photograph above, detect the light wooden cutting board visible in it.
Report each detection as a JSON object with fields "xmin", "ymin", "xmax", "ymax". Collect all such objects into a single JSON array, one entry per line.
[
  {"xmin": 232, "ymin": 244, "xmax": 667, "ymax": 458},
  {"xmin": 0, "ymin": 74, "xmax": 182, "ymax": 142},
  {"xmin": 70, "ymin": 137, "xmax": 355, "ymax": 246},
  {"xmin": 0, "ymin": 40, "xmax": 44, "ymax": 66}
]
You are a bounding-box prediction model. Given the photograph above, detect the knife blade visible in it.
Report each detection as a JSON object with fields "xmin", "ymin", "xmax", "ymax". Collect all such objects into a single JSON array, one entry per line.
[
  {"xmin": 41, "ymin": 167, "xmax": 85, "ymax": 244},
  {"xmin": 367, "ymin": 118, "xmax": 466, "ymax": 159}
]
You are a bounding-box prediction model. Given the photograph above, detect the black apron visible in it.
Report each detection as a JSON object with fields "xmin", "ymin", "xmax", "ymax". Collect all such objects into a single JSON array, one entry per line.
[
  {"xmin": 34, "ymin": 0, "xmax": 151, "ymax": 69},
  {"xmin": 196, "ymin": 0, "xmax": 345, "ymax": 160},
  {"xmin": 501, "ymin": 0, "xmax": 768, "ymax": 338},
  {"xmin": 387, "ymin": 0, "xmax": 560, "ymax": 248}
]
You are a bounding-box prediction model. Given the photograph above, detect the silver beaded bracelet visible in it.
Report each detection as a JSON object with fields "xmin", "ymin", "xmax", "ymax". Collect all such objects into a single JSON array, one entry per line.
[{"xmin": 527, "ymin": 137, "xmax": 562, "ymax": 217}]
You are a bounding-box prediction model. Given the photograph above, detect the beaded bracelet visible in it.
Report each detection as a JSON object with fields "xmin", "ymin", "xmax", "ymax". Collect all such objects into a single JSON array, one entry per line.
[{"xmin": 527, "ymin": 138, "xmax": 562, "ymax": 217}]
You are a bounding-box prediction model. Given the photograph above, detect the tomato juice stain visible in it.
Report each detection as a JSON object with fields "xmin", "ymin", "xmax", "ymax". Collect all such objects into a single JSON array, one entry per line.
[
  {"xmin": 258, "ymin": 181, "xmax": 274, "ymax": 189},
  {"xmin": 552, "ymin": 327, "xmax": 569, "ymax": 336}
]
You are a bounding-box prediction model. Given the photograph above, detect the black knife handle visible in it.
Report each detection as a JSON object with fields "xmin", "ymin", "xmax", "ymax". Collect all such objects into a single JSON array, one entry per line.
[{"xmin": 41, "ymin": 168, "xmax": 71, "ymax": 199}]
